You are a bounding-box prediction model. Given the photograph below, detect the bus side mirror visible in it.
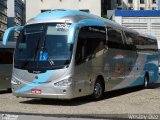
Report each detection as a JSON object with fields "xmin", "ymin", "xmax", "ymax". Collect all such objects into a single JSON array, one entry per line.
[{"xmin": 3, "ymin": 26, "xmax": 24, "ymax": 46}]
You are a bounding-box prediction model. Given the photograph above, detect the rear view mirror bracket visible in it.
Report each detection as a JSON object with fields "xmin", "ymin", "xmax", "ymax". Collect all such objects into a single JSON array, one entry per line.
[{"xmin": 3, "ymin": 26, "xmax": 24, "ymax": 46}]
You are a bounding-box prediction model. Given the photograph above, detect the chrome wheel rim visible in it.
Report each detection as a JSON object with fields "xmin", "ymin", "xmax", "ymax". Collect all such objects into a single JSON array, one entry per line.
[
  {"xmin": 144, "ymin": 76, "xmax": 148, "ymax": 88},
  {"xmin": 94, "ymin": 83, "xmax": 102, "ymax": 99}
]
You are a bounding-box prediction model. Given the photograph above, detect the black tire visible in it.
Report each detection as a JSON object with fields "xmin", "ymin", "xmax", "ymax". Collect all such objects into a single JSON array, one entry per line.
[
  {"xmin": 143, "ymin": 74, "xmax": 149, "ymax": 89},
  {"xmin": 92, "ymin": 80, "xmax": 104, "ymax": 100}
]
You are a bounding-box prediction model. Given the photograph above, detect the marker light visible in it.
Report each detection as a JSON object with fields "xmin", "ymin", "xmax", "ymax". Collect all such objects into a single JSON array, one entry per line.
[
  {"xmin": 54, "ymin": 77, "xmax": 72, "ymax": 86},
  {"xmin": 11, "ymin": 77, "xmax": 21, "ymax": 85}
]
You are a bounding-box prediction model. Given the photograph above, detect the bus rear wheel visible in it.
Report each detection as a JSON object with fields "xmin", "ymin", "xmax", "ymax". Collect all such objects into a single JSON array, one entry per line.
[
  {"xmin": 92, "ymin": 80, "xmax": 104, "ymax": 100},
  {"xmin": 143, "ymin": 74, "xmax": 149, "ymax": 89}
]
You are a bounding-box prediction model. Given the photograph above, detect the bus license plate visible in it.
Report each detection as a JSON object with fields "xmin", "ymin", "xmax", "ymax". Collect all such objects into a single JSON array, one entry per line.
[{"xmin": 31, "ymin": 89, "xmax": 42, "ymax": 94}]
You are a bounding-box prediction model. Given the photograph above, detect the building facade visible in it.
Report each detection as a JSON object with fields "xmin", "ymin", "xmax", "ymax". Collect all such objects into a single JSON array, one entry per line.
[
  {"xmin": 7, "ymin": 0, "xmax": 26, "ymax": 27},
  {"xmin": 114, "ymin": 10, "xmax": 160, "ymax": 48},
  {"xmin": 25, "ymin": 0, "xmax": 102, "ymax": 21},
  {"xmin": 105, "ymin": 0, "xmax": 158, "ymax": 10},
  {"xmin": 0, "ymin": 0, "xmax": 7, "ymax": 41},
  {"xmin": 123, "ymin": 0, "xmax": 158, "ymax": 10}
]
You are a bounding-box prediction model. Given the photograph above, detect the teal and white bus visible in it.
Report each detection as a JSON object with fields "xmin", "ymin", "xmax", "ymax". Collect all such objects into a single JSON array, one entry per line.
[{"xmin": 3, "ymin": 9, "xmax": 159, "ymax": 100}]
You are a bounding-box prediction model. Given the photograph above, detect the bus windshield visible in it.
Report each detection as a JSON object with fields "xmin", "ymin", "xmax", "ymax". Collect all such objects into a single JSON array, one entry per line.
[{"xmin": 14, "ymin": 23, "xmax": 73, "ymax": 70}]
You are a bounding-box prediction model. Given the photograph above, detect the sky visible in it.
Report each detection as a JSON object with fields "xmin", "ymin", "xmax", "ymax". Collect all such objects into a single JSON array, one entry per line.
[{"xmin": 159, "ymin": 0, "xmax": 160, "ymax": 9}]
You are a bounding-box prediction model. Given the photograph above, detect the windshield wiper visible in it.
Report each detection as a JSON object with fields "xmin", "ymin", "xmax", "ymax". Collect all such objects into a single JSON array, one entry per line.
[
  {"xmin": 47, "ymin": 56, "xmax": 55, "ymax": 68},
  {"xmin": 38, "ymin": 32, "xmax": 55, "ymax": 68},
  {"xmin": 33, "ymin": 35, "xmax": 41, "ymax": 61}
]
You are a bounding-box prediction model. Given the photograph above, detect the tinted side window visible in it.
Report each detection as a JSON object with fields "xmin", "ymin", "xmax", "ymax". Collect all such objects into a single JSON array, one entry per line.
[
  {"xmin": 137, "ymin": 36, "xmax": 157, "ymax": 51},
  {"xmin": 107, "ymin": 27, "xmax": 124, "ymax": 49},
  {"xmin": 124, "ymin": 31, "xmax": 136, "ymax": 50},
  {"xmin": 75, "ymin": 26, "xmax": 106, "ymax": 65}
]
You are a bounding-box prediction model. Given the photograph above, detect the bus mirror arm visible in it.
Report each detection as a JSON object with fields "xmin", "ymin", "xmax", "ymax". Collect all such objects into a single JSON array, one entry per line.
[{"xmin": 2, "ymin": 26, "xmax": 23, "ymax": 46}]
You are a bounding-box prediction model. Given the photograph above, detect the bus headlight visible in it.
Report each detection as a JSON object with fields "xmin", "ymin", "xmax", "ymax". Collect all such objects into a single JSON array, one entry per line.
[
  {"xmin": 54, "ymin": 77, "xmax": 72, "ymax": 86},
  {"xmin": 11, "ymin": 77, "xmax": 21, "ymax": 85}
]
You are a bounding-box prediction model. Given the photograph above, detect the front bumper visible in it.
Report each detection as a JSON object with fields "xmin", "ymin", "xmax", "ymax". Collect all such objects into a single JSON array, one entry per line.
[{"xmin": 12, "ymin": 83, "xmax": 75, "ymax": 100}]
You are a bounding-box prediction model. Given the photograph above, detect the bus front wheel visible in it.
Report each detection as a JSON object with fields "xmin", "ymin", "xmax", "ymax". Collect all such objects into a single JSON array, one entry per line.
[{"xmin": 92, "ymin": 79, "xmax": 104, "ymax": 100}]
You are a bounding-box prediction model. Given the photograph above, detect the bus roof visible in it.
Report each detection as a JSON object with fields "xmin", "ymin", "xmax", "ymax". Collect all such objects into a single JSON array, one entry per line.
[
  {"xmin": 27, "ymin": 9, "xmax": 102, "ymax": 24},
  {"xmin": 26, "ymin": 9, "xmax": 141, "ymax": 36},
  {"xmin": 27, "ymin": 9, "xmax": 120, "ymax": 26}
]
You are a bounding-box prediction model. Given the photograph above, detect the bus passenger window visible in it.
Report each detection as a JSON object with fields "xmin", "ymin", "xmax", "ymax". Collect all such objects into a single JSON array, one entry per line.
[
  {"xmin": 124, "ymin": 31, "xmax": 136, "ymax": 50},
  {"xmin": 75, "ymin": 26, "xmax": 106, "ymax": 65},
  {"xmin": 137, "ymin": 36, "xmax": 157, "ymax": 52},
  {"xmin": 107, "ymin": 27, "xmax": 124, "ymax": 49},
  {"xmin": 75, "ymin": 39, "xmax": 84, "ymax": 64}
]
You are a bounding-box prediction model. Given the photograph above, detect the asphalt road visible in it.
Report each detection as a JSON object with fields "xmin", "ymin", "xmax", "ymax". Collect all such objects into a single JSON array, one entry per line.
[{"xmin": 0, "ymin": 79, "xmax": 160, "ymax": 119}]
